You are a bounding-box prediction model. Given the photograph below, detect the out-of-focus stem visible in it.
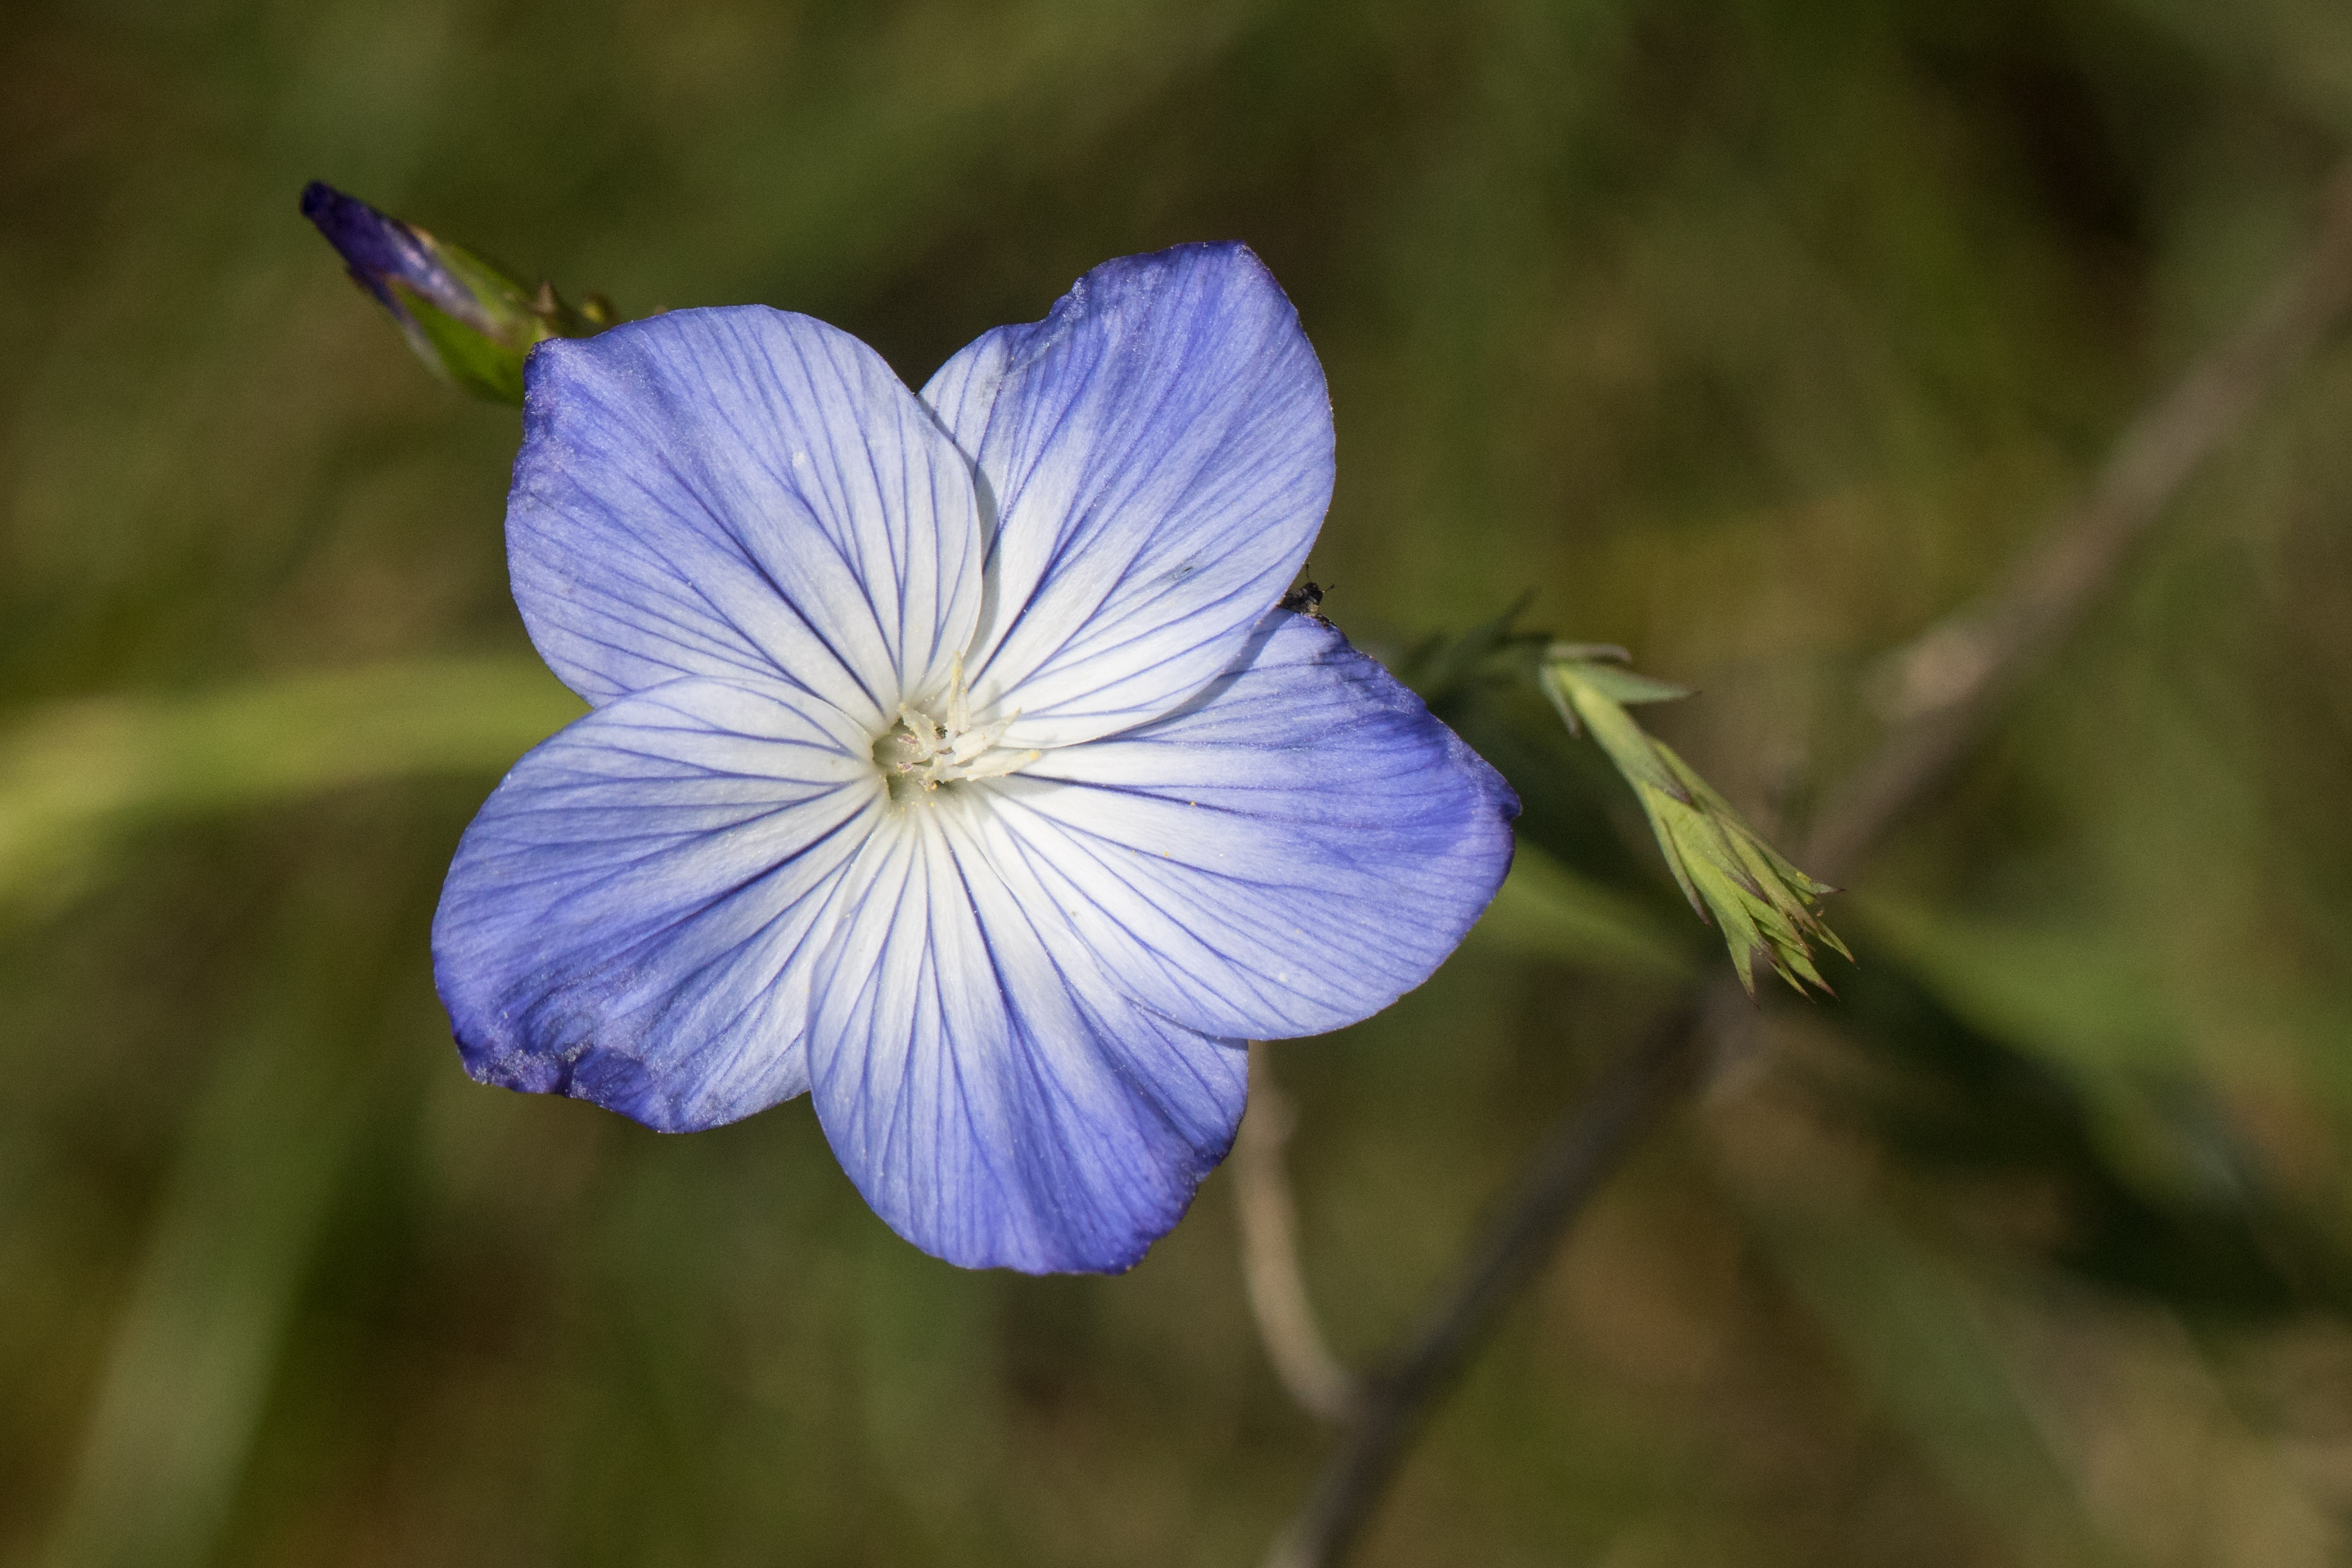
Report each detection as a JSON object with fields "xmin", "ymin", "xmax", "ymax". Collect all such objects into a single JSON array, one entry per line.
[
  {"xmin": 1234, "ymin": 1044, "xmax": 1362, "ymax": 1425},
  {"xmin": 1265, "ymin": 155, "xmax": 2352, "ymax": 1568},
  {"xmin": 1808, "ymin": 157, "xmax": 2352, "ymax": 884},
  {"xmin": 1262, "ymin": 1001, "xmax": 1705, "ymax": 1568}
]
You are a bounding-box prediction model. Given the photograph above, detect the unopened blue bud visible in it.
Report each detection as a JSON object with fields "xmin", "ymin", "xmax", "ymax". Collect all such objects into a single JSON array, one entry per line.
[{"xmin": 300, "ymin": 181, "xmax": 613, "ymax": 405}]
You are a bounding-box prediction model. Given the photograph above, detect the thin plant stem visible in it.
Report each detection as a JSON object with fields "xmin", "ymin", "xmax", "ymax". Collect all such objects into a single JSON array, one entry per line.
[
  {"xmin": 1262, "ymin": 155, "xmax": 2352, "ymax": 1568},
  {"xmin": 1806, "ymin": 157, "xmax": 2352, "ymax": 884},
  {"xmin": 1262, "ymin": 1000, "xmax": 1706, "ymax": 1568},
  {"xmin": 1233, "ymin": 1044, "xmax": 1363, "ymax": 1424}
]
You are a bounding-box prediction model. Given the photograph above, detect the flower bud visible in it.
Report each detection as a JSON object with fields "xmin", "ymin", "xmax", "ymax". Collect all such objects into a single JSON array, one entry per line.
[{"xmin": 300, "ymin": 181, "xmax": 613, "ymax": 404}]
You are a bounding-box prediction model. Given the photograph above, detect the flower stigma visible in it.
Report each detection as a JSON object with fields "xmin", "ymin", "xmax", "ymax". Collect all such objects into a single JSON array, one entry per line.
[{"xmin": 872, "ymin": 652, "xmax": 1040, "ymax": 805}]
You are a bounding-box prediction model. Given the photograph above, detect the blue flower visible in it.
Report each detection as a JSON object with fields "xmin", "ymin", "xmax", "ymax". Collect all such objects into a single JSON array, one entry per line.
[{"xmin": 432, "ymin": 243, "xmax": 1519, "ymax": 1273}]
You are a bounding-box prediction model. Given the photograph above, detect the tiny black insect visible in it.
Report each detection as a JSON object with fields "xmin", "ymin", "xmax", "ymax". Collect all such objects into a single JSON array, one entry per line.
[{"xmin": 1278, "ymin": 573, "xmax": 1331, "ymax": 622}]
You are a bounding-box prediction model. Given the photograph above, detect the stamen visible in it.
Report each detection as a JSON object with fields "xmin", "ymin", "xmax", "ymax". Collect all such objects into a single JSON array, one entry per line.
[
  {"xmin": 946, "ymin": 652, "xmax": 971, "ymax": 735},
  {"xmin": 872, "ymin": 658, "xmax": 1035, "ymax": 802}
]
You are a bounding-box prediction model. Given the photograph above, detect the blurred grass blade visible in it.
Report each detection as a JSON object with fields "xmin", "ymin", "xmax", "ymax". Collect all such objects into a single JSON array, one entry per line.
[
  {"xmin": 1742, "ymin": 1202, "xmax": 2126, "ymax": 1567},
  {"xmin": 1469, "ymin": 843, "xmax": 1698, "ymax": 979},
  {"xmin": 1539, "ymin": 645, "xmax": 1847, "ymax": 995},
  {"xmin": 40, "ymin": 886, "xmax": 401, "ymax": 1568},
  {"xmin": 0, "ymin": 659, "xmax": 585, "ymax": 915}
]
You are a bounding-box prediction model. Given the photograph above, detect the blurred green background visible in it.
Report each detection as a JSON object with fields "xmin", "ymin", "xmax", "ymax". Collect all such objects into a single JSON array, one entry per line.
[{"xmin": 9, "ymin": 0, "xmax": 2352, "ymax": 1564}]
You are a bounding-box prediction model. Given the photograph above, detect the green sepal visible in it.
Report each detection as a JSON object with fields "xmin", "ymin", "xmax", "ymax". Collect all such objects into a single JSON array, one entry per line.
[
  {"xmin": 1540, "ymin": 642, "xmax": 1693, "ymax": 713},
  {"xmin": 389, "ymin": 242, "xmax": 607, "ymax": 406},
  {"xmin": 395, "ymin": 284, "xmax": 541, "ymax": 404}
]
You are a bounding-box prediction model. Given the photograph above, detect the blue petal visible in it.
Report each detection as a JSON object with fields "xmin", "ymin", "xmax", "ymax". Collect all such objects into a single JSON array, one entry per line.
[
  {"xmin": 979, "ymin": 612, "xmax": 1519, "ymax": 1040},
  {"xmin": 806, "ymin": 796, "xmax": 1249, "ymax": 1274},
  {"xmin": 432, "ymin": 678, "xmax": 882, "ymax": 1132},
  {"xmin": 509, "ymin": 307, "xmax": 986, "ymax": 729},
  {"xmin": 921, "ymin": 243, "xmax": 1333, "ymax": 749},
  {"xmin": 299, "ymin": 181, "xmax": 473, "ymax": 332}
]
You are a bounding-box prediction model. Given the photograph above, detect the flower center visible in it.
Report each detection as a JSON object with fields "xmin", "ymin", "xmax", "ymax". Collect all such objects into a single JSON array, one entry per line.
[{"xmin": 871, "ymin": 654, "xmax": 1039, "ymax": 805}]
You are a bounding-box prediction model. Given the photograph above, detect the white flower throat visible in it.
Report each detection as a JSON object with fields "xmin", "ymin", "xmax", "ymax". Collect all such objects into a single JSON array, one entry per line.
[{"xmin": 873, "ymin": 653, "xmax": 1040, "ymax": 805}]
